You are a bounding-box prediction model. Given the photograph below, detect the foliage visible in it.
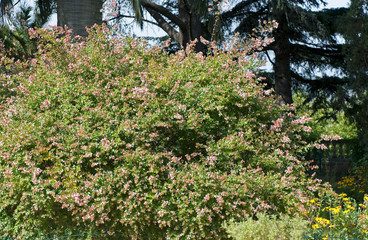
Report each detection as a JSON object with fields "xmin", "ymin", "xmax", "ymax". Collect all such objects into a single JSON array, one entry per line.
[
  {"xmin": 1, "ymin": 0, "xmax": 56, "ymax": 26},
  {"xmin": 340, "ymin": 0, "xmax": 368, "ymax": 166},
  {"xmin": 223, "ymin": 212, "xmax": 308, "ymax": 240},
  {"xmin": 0, "ymin": 6, "xmax": 38, "ymax": 60},
  {"xmin": 0, "ymin": 0, "xmax": 56, "ymax": 60},
  {"xmin": 337, "ymin": 167, "xmax": 368, "ymax": 201},
  {"xmin": 0, "ymin": 25, "xmax": 325, "ymax": 239},
  {"xmin": 305, "ymin": 192, "xmax": 368, "ymax": 239},
  {"xmin": 294, "ymin": 92, "xmax": 357, "ymax": 141}
]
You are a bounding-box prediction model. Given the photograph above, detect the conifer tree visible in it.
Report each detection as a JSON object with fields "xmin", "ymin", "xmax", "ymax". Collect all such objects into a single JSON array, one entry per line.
[
  {"xmin": 222, "ymin": 0, "xmax": 348, "ymax": 104},
  {"xmin": 341, "ymin": 0, "xmax": 368, "ymax": 158}
]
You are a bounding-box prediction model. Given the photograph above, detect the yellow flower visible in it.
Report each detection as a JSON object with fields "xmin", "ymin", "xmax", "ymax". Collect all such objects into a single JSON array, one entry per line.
[
  {"xmin": 345, "ymin": 204, "xmax": 355, "ymax": 211},
  {"xmin": 364, "ymin": 195, "xmax": 368, "ymax": 202},
  {"xmin": 312, "ymin": 224, "xmax": 320, "ymax": 229},
  {"xmin": 322, "ymin": 235, "xmax": 329, "ymax": 240},
  {"xmin": 330, "ymin": 207, "xmax": 341, "ymax": 214},
  {"xmin": 315, "ymin": 218, "xmax": 330, "ymax": 227},
  {"xmin": 309, "ymin": 198, "xmax": 318, "ymax": 204},
  {"xmin": 301, "ymin": 211, "xmax": 309, "ymax": 217},
  {"xmin": 363, "ymin": 229, "xmax": 368, "ymax": 234},
  {"xmin": 339, "ymin": 193, "xmax": 347, "ymax": 198},
  {"xmin": 343, "ymin": 197, "xmax": 349, "ymax": 202},
  {"xmin": 329, "ymin": 224, "xmax": 335, "ymax": 228},
  {"xmin": 343, "ymin": 209, "xmax": 351, "ymax": 214},
  {"xmin": 359, "ymin": 204, "xmax": 366, "ymax": 209},
  {"xmin": 323, "ymin": 207, "xmax": 330, "ymax": 211}
]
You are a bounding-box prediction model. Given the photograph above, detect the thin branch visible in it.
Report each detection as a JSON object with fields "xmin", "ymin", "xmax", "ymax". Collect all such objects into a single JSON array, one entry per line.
[
  {"xmin": 13, "ymin": 0, "xmax": 21, "ymax": 7},
  {"xmin": 6, "ymin": 0, "xmax": 21, "ymax": 10},
  {"xmin": 265, "ymin": 50, "xmax": 275, "ymax": 66},
  {"xmin": 104, "ymin": 14, "xmax": 160, "ymax": 27}
]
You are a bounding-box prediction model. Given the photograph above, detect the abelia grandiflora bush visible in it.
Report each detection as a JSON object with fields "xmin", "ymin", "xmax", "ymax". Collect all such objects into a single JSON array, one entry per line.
[{"xmin": 0, "ymin": 25, "xmax": 324, "ymax": 239}]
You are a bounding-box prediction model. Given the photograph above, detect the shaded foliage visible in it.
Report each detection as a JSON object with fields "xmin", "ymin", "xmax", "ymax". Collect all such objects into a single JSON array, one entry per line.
[
  {"xmin": 0, "ymin": 2, "xmax": 54, "ymax": 60},
  {"xmin": 340, "ymin": 0, "xmax": 368, "ymax": 164}
]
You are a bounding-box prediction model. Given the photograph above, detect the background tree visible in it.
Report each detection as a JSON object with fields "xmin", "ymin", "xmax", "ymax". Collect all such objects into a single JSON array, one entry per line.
[
  {"xmin": 222, "ymin": 0, "xmax": 347, "ymax": 105},
  {"xmin": 107, "ymin": 0, "xmax": 223, "ymax": 52},
  {"xmin": 340, "ymin": 0, "xmax": 368, "ymax": 162}
]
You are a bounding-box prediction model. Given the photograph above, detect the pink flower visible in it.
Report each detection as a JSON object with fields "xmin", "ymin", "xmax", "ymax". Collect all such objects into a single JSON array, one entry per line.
[
  {"xmin": 40, "ymin": 100, "xmax": 51, "ymax": 110},
  {"xmin": 281, "ymin": 136, "xmax": 291, "ymax": 143},
  {"xmin": 174, "ymin": 114, "xmax": 183, "ymax": 120}
]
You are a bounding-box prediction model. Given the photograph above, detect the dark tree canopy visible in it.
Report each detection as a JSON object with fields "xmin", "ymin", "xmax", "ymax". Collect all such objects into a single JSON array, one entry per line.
[
  {"xmin": 340, "ymin": 0, "xmax": 368, "ymax": 158},
  {"xmin": 222, "ymin": 0, "xmax": 348, "ymax": 104}
]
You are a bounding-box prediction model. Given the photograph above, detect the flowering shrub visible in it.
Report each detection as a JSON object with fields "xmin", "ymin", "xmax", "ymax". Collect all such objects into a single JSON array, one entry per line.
[
  {"xmin": 0, "ymin": 25, "xmax": 324, "ymax": 239},
  {"xmin": 305, "ymin": 192, "xmax": 368, "ymax": 239}
]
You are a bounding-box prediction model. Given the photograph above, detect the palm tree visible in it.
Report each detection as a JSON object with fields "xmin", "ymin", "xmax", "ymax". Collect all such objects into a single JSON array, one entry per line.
[
  {"xmin": 0, "ymin": 4, "xmax": 41, "ymax": 59},
  {"xmin": 0, "ymin": 0, "xmax": 17, "ymax": 25}
]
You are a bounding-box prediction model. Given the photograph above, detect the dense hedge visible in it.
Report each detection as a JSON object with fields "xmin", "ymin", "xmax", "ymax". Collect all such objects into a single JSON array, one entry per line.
[{"xmin": 0, "ymin": 25, "xmax": 324, "ymax": 239}]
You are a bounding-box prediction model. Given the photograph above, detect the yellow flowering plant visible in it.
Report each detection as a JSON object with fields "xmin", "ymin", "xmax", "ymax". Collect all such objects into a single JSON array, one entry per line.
[
  {"xmin": 305, "ymin": 192, "xmax": 368, "ymax": 239},
  {"xmin": 338, "ymin": 166, "xmax": 368, "ymax": 201}
]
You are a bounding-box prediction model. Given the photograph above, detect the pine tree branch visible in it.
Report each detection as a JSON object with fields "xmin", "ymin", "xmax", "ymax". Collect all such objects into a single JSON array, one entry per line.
[
  {"xmin": 221, "ymin": 0, "xmax": 260, "ymax": 19},
  {"xmin": 104, "ymin": 14, "xmax": 160, "ymax": 27},
  {"xmin": 291, "ymin": 71, "xmax": 348, "ymax": 89},
  {"xmin": 291, "ymin": 43, "xmax": 343, "ymax": 57}
]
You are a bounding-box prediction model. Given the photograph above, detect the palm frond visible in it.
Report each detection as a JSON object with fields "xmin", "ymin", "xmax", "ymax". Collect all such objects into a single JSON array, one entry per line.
[
  {"xmin": 1, "ymin": 0, "xmax": 13, "ymax": 19},
  {"xmin": 130, "ymin": 0, "xmax": 143, "ymax": 28}
]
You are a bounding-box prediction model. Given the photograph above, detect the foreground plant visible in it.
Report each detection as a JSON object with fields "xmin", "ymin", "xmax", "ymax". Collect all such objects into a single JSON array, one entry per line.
[
  {"xmin": 0, "ymin": 25, "xmax": 324, "ymax": 239},
  {"xmin": 223, "ymin": 212, "xmax": 308, "ymax": 240},
  {"xmin": 305, "ymin": 193, "xmax": 368, "ymax": 239},
  {"xmin": 338, "ymin": 166, "xmax": 368, "ymax": 201}
]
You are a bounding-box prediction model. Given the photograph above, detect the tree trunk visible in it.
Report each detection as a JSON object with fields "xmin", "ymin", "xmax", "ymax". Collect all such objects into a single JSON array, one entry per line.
[
  {"xmin": 142, "ymin": 0, "xmax": 206, "ymax": 53},
  {"xmin": 57, "ymin": 0, "xmax": 103, "ymax": 37},
  {"xmin": 177, "ymin": 0, "xmax": 206, "ymax": 52},
  {"xmin": 273, "ymin": 13, "xmax": 293, "ymax": 105}
]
